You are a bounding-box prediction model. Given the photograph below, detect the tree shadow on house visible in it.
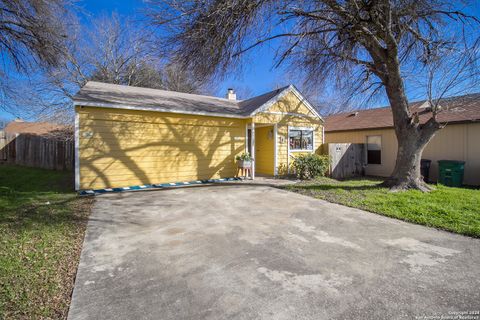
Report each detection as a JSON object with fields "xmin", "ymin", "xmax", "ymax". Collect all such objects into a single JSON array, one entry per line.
[{"xmin": 79, "ymin": 108, "xmax": 244, "ymax": 189}]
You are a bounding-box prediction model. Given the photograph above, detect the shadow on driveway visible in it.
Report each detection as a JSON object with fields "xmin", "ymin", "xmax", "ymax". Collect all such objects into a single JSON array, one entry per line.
[{"xmin": 68, "ymin": 185, "xmax": 480, "ymax": 320}]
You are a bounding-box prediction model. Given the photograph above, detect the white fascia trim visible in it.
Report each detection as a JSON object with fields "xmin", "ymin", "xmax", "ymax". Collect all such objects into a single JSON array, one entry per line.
[
  {"xmin": 287, "ymin": 126, "xmax": 290, "ymax": 174},
  {"xmin": 74, "ymin": 112, "xmax": 80, "ymax": 191},
  {"xmin": 261, "ymin": 111, "xmax": 311, "ymax": 118},
  {"xmin": 251, "ymin": 123, "xmax": 255, "ymax": 179},
  {"xmin": 289, "ymin": 85, "xmax": 324, "ymax": 121},
  {"xmin": 73, "ymin": 101, "xmax": 249, "ymax": 119},
  {"xmin": 249, "ymin": 87, "xmax": 292, "ymax": 116},
  {"xmin": 249, "ymin": 85, "xmax": 324, "ymax": 121},
  {"xmin": 290, "ymin": 126, "xmax": 315, "ymax": 131},
  {"xmin": 274, "ymin": 124, "xmax": 278, "ymax": 176}
]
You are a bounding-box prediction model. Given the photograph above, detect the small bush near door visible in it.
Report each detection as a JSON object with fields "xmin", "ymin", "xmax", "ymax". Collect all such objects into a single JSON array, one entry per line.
[{"xmin": 293, "ymin": 154, "xmax": 330, "ymax": 179}]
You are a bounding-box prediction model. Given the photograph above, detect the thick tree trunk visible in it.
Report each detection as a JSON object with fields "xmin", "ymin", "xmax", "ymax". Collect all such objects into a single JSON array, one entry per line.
[
  {"xmin": 381, "ymin": 63, "xmax": 440, "ymax": 191},
  {"xmin": 349, "ymin": 5, "xmax": 442, "ymax": 191},
  {"xmin": 381, "ymin": 132, "xmax": 433, "ymax": 192}
]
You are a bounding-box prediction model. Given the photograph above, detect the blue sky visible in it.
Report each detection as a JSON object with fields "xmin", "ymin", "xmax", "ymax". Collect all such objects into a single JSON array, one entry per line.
[
  {"xmin": 75, "ymin": 0, "xmax": 289, "ymax": 97},
  {"xmin": 1, "ymin": 0, "xmax": 478, "ymax": 121},
  {"xmin": 74, "ymin": 0, "xmax": 479, "ymax": 102},
  {"xmin": 0, "ymin": 0, "xmax": 289, "ymax": 121}
]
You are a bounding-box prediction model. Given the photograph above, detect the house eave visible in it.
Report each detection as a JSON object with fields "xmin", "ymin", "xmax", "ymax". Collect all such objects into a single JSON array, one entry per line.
[
  {"xmin": 73, "ymin": 84, "xmax": 325, "ymax": 121},
  {"xmin": 73, "ymin": 100, "xmax": 250, "ymax": 119},
  {"xmin": 248, "ymin": 85, "xmax": 324, "ymax": 121}
]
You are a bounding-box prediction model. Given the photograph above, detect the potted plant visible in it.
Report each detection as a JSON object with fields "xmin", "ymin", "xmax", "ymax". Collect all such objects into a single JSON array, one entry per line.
[{"xmin": 236, "ymin": 152, "xmax": 252, "ymax": 168}]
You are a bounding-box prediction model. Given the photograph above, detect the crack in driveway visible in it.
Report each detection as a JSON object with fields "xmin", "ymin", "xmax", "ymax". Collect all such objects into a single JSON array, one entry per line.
[{"xmin": 68, "ymin": 185, "xmax": 480, "ymax": 320}]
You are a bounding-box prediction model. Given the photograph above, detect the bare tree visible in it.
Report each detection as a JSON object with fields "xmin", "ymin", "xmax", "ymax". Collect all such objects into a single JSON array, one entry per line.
[
  {"xmin": 233, "ymin": 85, "xmax": 254, "ymax": 100},
  {"xmin": 84, "ymin": 14, "xmax": 162, "ymax": 88},
  {"xmin": 11, "ymin": 13, "xmax": 206, "ymax": 123},
  {"xmin": 149, "ymin": 0, "xmax": 480, "ymax": 191},
  {"xmin": 72, "ymin": 13, "xmax": 207, "ymax": 93},
  {"xmin": 0, "ymin": 0, "xmax": 70, "ymax": 114},
  {"xmin": 0, "ymin": 0, "xmax": 68, "ymax": 71},
  {"xmin": 161, "ymin": 62, "xmax": 205, "ymax": 93}
]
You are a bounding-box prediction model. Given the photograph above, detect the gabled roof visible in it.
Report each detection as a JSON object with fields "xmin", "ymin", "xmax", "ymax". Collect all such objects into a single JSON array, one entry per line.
[
  {"xmin": 325, "ymin": 93, "xmax": 480, "ymax": 132},
  {"xmin": 73, "ymin": 81, "xmax": 322, "ymax": 120}
]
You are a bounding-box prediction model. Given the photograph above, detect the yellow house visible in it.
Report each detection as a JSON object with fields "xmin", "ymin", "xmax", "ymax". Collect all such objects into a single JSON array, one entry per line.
[
  {"xmin": 74, "ymin": 82, "xmax": 324, "ymax": 190},
  {"xmin": 324, "ymin": 94, "xmax": 480, "ymax": 185}
]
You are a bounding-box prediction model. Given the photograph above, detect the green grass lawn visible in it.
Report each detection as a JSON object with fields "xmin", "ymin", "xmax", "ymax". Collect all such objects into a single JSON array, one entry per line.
[
  {"xmin": 0, "ymin": 165, "xmax": 93, "ymax": 319},
  {"xmin": 284, "ymin": 177, "xmax": 480, "ymax": 237}
]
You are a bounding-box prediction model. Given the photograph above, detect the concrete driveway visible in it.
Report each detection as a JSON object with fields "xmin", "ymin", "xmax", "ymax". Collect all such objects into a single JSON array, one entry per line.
[{"xmin": 69, "ymin": 185, "xmax": 480, "ymax": 320}]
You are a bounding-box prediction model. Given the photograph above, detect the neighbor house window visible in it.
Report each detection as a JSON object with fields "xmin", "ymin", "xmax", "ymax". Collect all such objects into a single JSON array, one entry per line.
[
  {"xmin": 289, "ymin": 128, "xmax": 314, "ymax": 151},
  {"xmin": 367, "ymin": 135, "xmax": 382, "ymax": 164}
]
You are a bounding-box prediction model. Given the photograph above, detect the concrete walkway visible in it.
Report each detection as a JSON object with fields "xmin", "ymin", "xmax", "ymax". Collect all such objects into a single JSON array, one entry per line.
[{"xmin": 69, "ymin": 185, "xmax": 480, "ymax": 320}]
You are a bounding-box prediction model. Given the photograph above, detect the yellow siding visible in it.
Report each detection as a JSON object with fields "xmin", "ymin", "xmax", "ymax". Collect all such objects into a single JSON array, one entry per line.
[
  {"xmin": 253, "ymin": 92, "xmax": 323, "ymax": 175},
  {"xmin": 77, "ymin": 90, "xmax": 324, "ymax": 189},
  {"xmin": 267, "ymin": 92, "xmax": 317, "ymax": 117},
  {"xmin": 325, "ymin": 123, "xmax": 480, "ymax": 185},
  {"xmin": 255, "ymin": 126, "xmax": 275, "ymax": 175},
  {"xmin": 78, "ymin": 106, "xmax": 246, "ymax": 189}
]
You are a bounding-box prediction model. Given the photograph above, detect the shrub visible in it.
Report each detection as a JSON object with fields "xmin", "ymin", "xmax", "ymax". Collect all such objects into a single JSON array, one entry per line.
[{"xmin": 293, "ymin": 154, "xmax": 330, "ymax": 179}]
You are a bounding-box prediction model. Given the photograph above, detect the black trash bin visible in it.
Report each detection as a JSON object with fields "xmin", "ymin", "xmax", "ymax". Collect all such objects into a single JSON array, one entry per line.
[{"xmin": 420, "ymin": 159, "xmax": 432, "ymax": 182}]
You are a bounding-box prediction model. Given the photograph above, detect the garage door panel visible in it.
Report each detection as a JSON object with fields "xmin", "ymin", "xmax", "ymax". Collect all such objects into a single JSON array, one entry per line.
[
  {"xmin": 80, "ymin": 169, "xmax": 235, "ymax": 189},
  {"xmin": 80, "ymin": 124, "xmax": 243, "ymax": 136},
  {"xmin": 80, "ymin": 145, "xmax": 243, "ymax": 158},
  {"xmin": 80, "ymin": 111, "xmax": 240, "ymax": 127},
  {"xmin": 78, "ymin": 108, "xmax": 246, "ymax": 189},
  {"xmin": 80, "ymin": 157, "xmax": 237, "ymax": 173},
  {"xmin": 80, "ymin": 134, "xmax": 244, "ymax": 147}
]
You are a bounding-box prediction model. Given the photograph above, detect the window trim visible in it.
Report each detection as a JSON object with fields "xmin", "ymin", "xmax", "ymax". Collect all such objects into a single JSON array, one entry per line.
[
  {"xmin": 289, "ymin": 126, "xmax": 315, "ymax": 152},
  {"xmin": 366, "ymin": 135, "xmax": 382, "ymax": 165}
]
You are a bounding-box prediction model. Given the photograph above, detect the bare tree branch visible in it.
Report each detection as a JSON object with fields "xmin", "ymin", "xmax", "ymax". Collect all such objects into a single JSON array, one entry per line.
[{"xmin": 148, "ymin": 0, "xmax": 480, "ymax": 191}]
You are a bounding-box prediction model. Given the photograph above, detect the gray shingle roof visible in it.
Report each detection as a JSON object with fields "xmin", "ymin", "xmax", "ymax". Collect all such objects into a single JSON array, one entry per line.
[{"xmin": 73, "ymin": 81, "xmax": 292, "ymax": 118}]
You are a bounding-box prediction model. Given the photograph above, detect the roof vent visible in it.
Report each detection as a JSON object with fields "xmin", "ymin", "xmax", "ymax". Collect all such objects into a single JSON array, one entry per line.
[
  {"xmin": 226, "ymin": 88, "xmax": 236, "ymax": 100},
  {"xmin": 420, "ymin": 101, "xmax": 442, "ymax": 112},
  {"xmin": 349, "ymin": 112, "xmax": 359, "ymax": 117},
  {"xmin": 419, "ymin": 101, "xmax": 430, "ymax": 109}
]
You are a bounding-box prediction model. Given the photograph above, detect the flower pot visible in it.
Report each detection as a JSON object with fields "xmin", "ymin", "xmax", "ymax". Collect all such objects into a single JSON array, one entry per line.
[{"xmin": 237, "ymin": 160, "xmax": 252, "ymax": 168}]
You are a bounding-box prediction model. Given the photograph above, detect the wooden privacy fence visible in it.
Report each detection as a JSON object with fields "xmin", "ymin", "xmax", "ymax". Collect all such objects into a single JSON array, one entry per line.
[
  {"xmin": 328, "ymin": 143, "xmax": 366, "ymax": 179},
  {"xmin": 0, "ymin": 132, "xmax": 15, "ymax": 162},
  {"xmin": 0, "ymin": 133, "xmax": 6, "ymax": 160},
  {"xmin": 0, "ymin": 134, "xmax": 74, "ymax": 171}
]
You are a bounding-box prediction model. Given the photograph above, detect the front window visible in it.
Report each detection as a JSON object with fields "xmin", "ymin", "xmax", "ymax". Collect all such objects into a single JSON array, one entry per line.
[
  {"xmin": 289, "ymin": 129, "xmax": 313, "ymax": 151},
  {"xmin": 367, "ymin": 135, "xmax": 382, "ymax": 164}
]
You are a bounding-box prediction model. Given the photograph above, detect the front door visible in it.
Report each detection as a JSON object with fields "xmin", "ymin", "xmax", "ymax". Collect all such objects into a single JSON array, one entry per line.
[{"xmin": 254, "ymin": 125, "xmax": 275, "ymax": 176}]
